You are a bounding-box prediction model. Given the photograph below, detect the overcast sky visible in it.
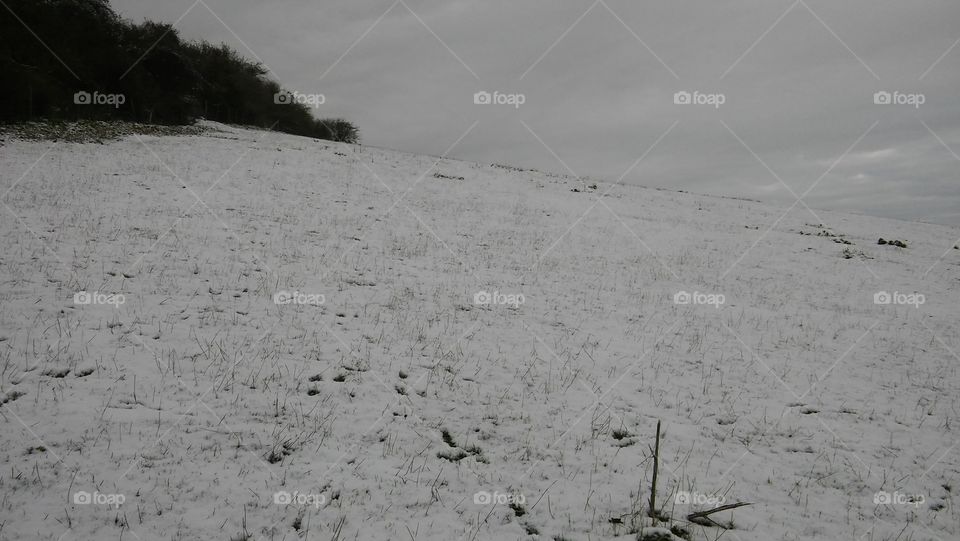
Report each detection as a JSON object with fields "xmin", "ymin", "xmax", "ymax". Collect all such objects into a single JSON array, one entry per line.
[{"xmin": 112, "ymin": 0, "xmax": 960, "ymax": 225}]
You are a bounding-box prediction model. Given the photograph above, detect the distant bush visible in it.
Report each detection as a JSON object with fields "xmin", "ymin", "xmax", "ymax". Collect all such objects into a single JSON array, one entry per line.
[
  {"xmin": 319, "ymin": 118, "xmax": 360, "ymax": 144},
  {"xmin": 0, "ymin": 0, "xmax": 358, "ymax": 142}
]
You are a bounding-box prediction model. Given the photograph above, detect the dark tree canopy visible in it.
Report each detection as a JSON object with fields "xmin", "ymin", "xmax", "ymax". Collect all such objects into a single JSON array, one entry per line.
[{"xmin": 0, "ymin": 0, "xmax": 359, "ymax": 143}]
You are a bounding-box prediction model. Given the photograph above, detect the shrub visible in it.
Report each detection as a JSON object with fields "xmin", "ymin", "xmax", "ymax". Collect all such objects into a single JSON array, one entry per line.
[{"xmin": 0, "ymin": 0, "xmax": 358, "ymax": 143}]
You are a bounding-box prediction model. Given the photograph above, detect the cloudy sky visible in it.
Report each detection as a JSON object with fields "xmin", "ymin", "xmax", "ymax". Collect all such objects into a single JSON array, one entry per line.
[{"xmin": 112, "ymin": 0, "xmax": 960, "ymax": 225}]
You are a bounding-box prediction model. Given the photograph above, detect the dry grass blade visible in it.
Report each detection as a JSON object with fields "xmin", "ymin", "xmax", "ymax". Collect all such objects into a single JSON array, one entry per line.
[{"xmin": 686, "ymin": 501, "xmax": 752, "ymax": 527}]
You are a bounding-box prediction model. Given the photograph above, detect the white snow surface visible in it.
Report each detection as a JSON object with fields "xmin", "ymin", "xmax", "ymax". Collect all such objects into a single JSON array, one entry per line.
[{"xmin": 0, "ymin": 122, "xmax": 958, "ymax": 541}]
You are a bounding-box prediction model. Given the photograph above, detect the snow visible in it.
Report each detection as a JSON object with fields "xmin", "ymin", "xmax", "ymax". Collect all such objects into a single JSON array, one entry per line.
[{"xmin": 0, "ymin": 122, "xmax": 957, "ymax": 540}]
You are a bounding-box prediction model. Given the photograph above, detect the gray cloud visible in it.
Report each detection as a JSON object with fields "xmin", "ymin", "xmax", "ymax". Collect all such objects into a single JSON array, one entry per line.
[{"xmin": 111, "ymin": 0, "xmax": 960, "ymax": 225}]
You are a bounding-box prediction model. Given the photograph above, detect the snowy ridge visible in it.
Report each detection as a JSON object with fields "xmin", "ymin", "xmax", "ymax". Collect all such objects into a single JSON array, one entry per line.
[{"xmin": 0, "ymin": 122, "xmax": 957, "ymax": 540}]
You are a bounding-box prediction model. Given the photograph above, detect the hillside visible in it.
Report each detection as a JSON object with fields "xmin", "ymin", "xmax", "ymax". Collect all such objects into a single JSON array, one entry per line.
[{"xmin": 0, "ymin": 123, "xmax": 957, "ymax": 541}]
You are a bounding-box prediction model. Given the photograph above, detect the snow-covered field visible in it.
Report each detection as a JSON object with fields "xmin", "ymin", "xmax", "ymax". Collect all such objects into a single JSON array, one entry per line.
[{"xmin": 1, "ymin": 122, "xmax": 957, "ymax": 541}]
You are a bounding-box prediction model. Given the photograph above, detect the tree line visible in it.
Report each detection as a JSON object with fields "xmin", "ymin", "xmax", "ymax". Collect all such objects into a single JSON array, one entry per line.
[{"xmin": 0, "ymin": 0, "xmax": 359, "ymax": 143}]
